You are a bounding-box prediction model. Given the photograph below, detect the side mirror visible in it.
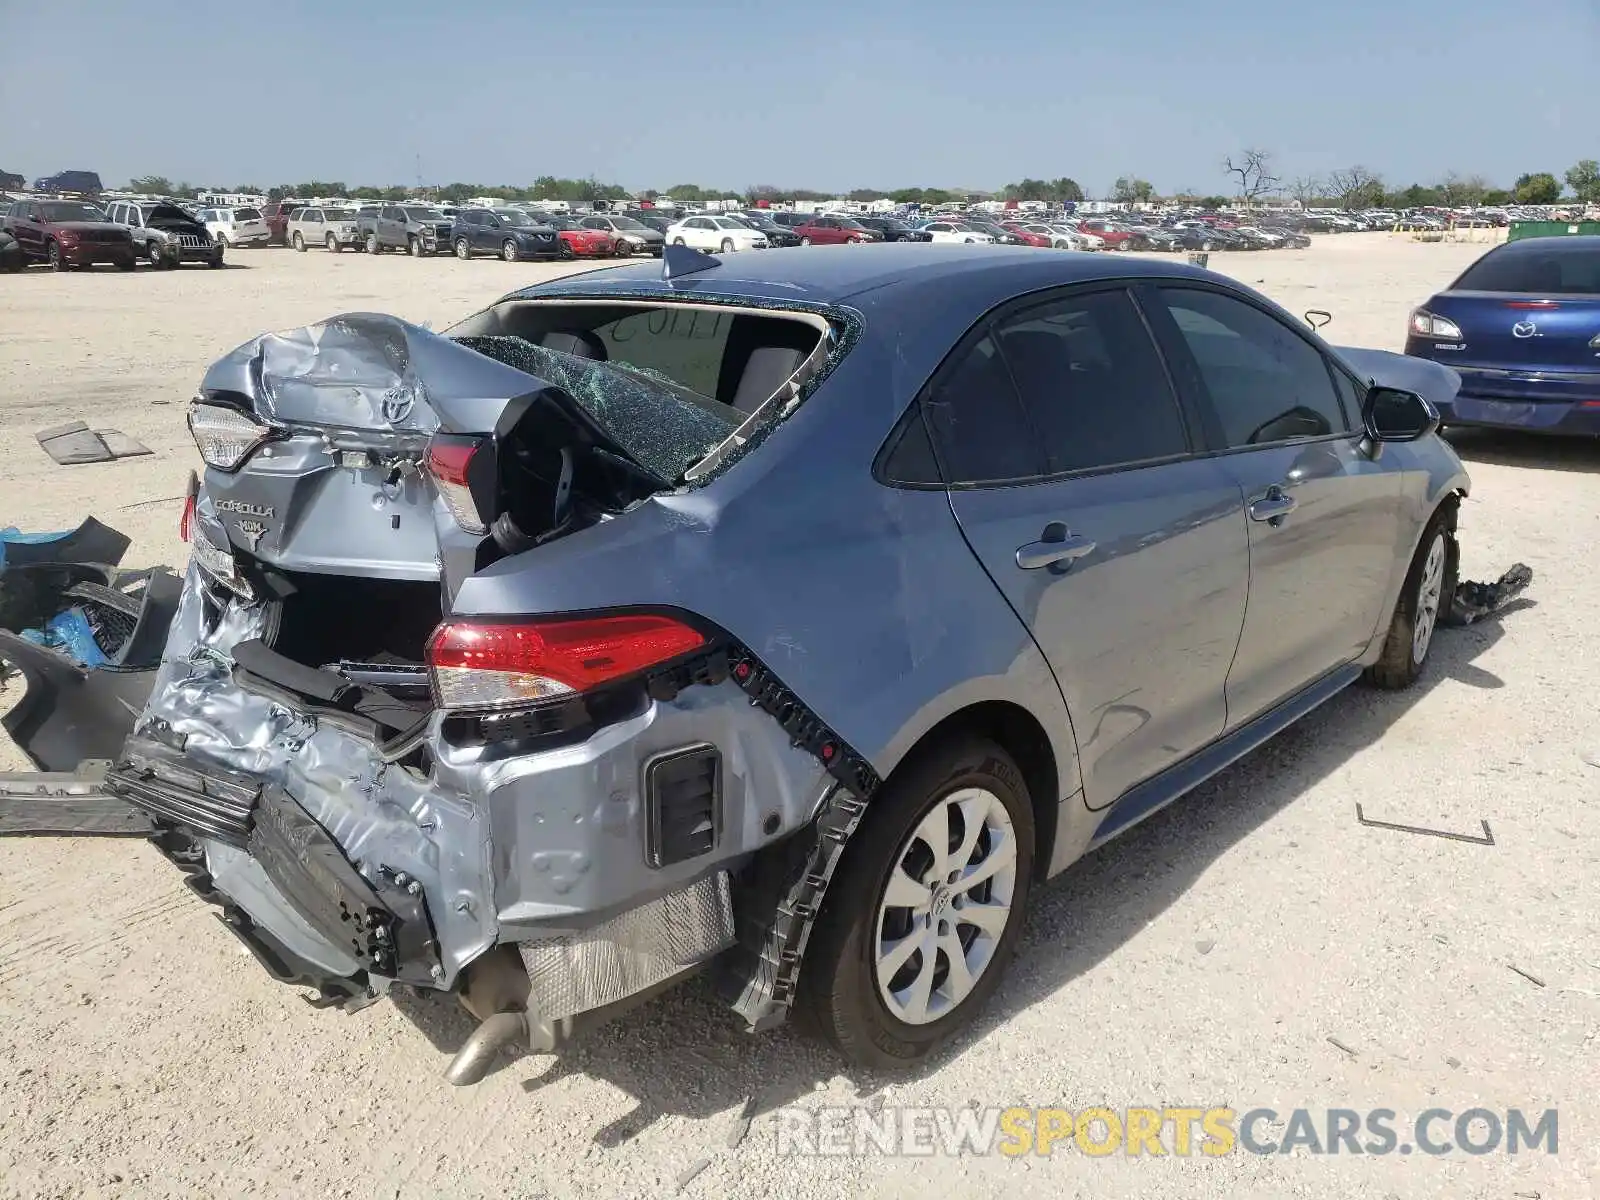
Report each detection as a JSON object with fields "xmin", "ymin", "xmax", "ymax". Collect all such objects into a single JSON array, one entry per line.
[{"xmin": 1364, "ymin": 386, "xmax": 1439, "ymax": 442}]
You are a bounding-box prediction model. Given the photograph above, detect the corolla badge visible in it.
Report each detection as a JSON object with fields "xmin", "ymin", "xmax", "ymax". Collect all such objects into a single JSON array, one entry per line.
[{"xmin": 1511, "ymin": 321, "xmax": 1538, "ymax": 338}]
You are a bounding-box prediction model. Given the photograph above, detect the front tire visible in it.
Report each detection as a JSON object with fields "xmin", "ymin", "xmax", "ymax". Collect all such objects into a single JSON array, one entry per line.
[
  {"xmin": 327, "ymin": 234, "xmax": 340, "ymax": 252},
  {"xmin": 366, "ymin": 233, "xmax": 380, "ymax": 254},
  {"xmin": 292, "ymin": 231, "xmax": 306, "ymax": 252},
  {"xmin": 1366, "ymin": 508, "xmax": 1456, "ymax": 690},
  {"xmin": 47, "ymin": 240, "xmax": 66, "ymax": 271},
  {"xmin": 146, "ymin": 242, "xmax": 166, "ymax": 268},
  {"xmin": 800, "ymin": 236, "xmax": 812, "ymax": 246},
  {"xmin": 799, "ymin": 738, "xmax": 1034, "ymax": 1070},
  {"xmin": 454, "ymin": 238, "xmax": 472, "ymax": 260},
  {"xmin": 501, "ymin": 239, "xmax": 519, "ymax": 262},
  {"xmin": 411, "ymin": 235, "xmax": 426, "ymax": 258},
  {"xmin": 719, "ymin": 237, "xmax": 735, "ymax": 253}
]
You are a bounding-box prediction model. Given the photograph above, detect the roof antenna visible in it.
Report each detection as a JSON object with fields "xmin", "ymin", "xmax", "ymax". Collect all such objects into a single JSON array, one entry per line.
[{"xmin": 662, "ymin": 242, "xmax": 721, "ymax": 282}]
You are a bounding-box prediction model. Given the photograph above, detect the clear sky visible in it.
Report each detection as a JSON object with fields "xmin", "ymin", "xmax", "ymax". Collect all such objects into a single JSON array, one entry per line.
[{"xmin": 2, "ymin": 0, "xmax": 1594, "ymax": 195}]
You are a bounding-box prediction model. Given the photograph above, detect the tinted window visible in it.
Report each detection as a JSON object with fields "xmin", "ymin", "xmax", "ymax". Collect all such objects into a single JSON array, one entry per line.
[
  {"xmin": 1453, "ymin": 246, "xmax": 1600, "ymax": 295},
  {"xmin": 923, "ymin": 335, "xmax": 1044, "ymax": 485},
  {"xmin": 236, "ymin": 207, "xmax": 262, "ymax": 220},
  {"xmin": 1160, "ymin": 288, "xmax": 1349, "ymax": 447},
  {"xmin": 994, "ymin": 289, "xmax": 1189, "ymax": 473}
]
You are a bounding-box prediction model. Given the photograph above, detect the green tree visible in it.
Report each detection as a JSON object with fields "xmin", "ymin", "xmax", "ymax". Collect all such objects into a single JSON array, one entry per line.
[
  {"xmin": 1050, "ymin": 178, "xmax": 1085, "ymax": 203},
  {"xmin": 1565, "ymin": 159, "xmax": 1600, "ymax": 204},
  {"xmin": 1111, "ymin": 176, "xmax": 1154, "ymax": 205},
  {"xmin": 128, "ymin": 175, "xmax": 174, "ymax": 195},
  {"xmin": 233, "ymin": 184, "xmax": 263, "ymax": 196},
  {"xmin": 381, "ymin": 185, "xmax": 410, "ymax": 201},
  {"xmin": 1003, "ymin": 178, "xmax": 1051, "ymax": 202},
  {"xmin": 1481, "ymin": 188, "xmax": 1512, "ymax": 206},
  {"xmin": 921, "ymin": 188, "xmax": 952, "ymax": 206},
  {"xmin": 1512, "ymin": 172, "xmax": 1561, "ymax": 204}
]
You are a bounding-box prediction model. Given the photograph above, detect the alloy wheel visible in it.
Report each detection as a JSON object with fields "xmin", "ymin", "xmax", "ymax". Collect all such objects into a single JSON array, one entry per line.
[
  {"xmin": 872, "ymin": 787, "xmax": 1019, "ymax": 1025},
  {"xmin": 1411, "ymin": 532, "xmax": 1446, "ymax": 663}
]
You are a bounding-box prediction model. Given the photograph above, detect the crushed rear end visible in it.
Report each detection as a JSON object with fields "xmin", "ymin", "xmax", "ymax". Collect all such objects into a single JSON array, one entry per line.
[{"xmin": 105, "ymin": 300, "xmax": 864, "ymax": 1079}]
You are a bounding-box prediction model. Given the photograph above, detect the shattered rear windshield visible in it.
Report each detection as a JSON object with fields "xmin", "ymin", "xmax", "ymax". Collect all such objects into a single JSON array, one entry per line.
[{"xmin": 454, "ymin": 335, "xmax": 739, "ymax": 481}]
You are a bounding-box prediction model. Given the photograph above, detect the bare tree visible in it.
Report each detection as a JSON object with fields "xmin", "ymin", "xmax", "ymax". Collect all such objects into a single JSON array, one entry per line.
[
  {"xmin": 1327, "ymin": 165, "xmax": 1384, "ymax": 211},
  {"xmin": 1287, "ymin": 175, "xmax": 1324, "ymax": 210},
  {"xmin": 1223, "ymin": 148, "xmax": 1279, "ymax": 209}
]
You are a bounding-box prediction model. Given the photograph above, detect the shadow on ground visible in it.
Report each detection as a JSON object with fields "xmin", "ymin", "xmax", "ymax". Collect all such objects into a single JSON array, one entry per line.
[
  {"xmin": 1445, "ymin": 426, "xmax": 1600, "ymax": 474},
  {"xmin": 392, "ymin": 613, "xmax": 1522, "ymax": 1142}
]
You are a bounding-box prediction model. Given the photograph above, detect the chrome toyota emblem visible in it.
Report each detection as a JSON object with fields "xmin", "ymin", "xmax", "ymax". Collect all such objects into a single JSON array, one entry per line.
[
  {"xmin": 235, "ymin": 519, "xmax": 266, "ymax": 551},
  {"xmin": 1512, "ymin": 321, "xmax": 1538, "ymax": 338}
]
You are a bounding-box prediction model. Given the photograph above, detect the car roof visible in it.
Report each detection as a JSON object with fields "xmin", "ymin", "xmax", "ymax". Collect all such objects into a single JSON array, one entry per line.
[
  {"xmin": 509, "ymin": 242, "xmax": 1222, "ymax": 312},
  {"xmin": 1488, "ymin": 234, "xmax": 1600, "ymax": 255}
]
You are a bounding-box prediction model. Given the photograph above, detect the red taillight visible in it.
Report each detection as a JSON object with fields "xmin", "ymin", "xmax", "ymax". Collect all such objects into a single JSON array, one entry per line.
[
  {"xmin": 425, "ymin": 435, "xmax": 487, "ymax": 535},
  {"xmin": 426, "ymin": 614, "xmax": 707, "ymax": 711},
  {"xmin": 1504, "ymin": 301, "xmax": 1559, "ymax": 309}
]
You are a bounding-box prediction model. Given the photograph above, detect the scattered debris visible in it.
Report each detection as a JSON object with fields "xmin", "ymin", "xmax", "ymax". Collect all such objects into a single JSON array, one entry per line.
[
  {"xmin": 673, "ymin": 1156, "xmax": 711, "ymax": 1193},
  {"xmin": 725, "ymin": 1095, "xmax": 755, "ymax": 1150},
  {"xmin": 1445, "ymin": 1056, "xmax": 1461, "ymax": 1069},
  {"xmin": 1354, "ymin": 804, "xmax": 1495, "ymax": 846},
  {"xmin": 1507, "ymin": 964, "xmax": 1547, "ymax": 989},
  {"xmin": 0, "ymin": 519, "xmax": 173, "ymax": 771},
  {"xmin": 1327, "ymin": 1037, "xmax": 1357, "ymax": 1058},
  {"xmin": 1195, "ymin": 939, "xmax": 1216, "ymax": 956},
  {"xmin": 34, "ymin": 420, "xmax": 151, "ymax": 466},
  {"xmin": 1442, "ymin": 563, "xmax": 1533, "ymax": 627}
]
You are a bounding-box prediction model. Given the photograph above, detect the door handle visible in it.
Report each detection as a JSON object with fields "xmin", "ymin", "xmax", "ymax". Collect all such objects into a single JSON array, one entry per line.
[
  {"xmin": 1248, "ymin": 485, "xmax": 1297, "ymax": 525},
  {"xmin": 1016, "ymin": 530, "xmax": 1096, "ymax": 570}
]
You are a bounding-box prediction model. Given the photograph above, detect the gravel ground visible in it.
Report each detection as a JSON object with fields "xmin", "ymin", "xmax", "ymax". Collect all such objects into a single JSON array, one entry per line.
[{"xmin": 1, "ymin": 235, "xmax": 1596, "ymax": 1200}]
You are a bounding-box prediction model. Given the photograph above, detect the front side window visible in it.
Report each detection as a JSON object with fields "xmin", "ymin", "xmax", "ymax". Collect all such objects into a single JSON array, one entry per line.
[
  {"xmin": 994, "ymin": 289, "xmax": 1190, "ymax": 474},
  {"xmin": 1159, "ymin": 287, "xmax": 1349, "ymax": 447}
]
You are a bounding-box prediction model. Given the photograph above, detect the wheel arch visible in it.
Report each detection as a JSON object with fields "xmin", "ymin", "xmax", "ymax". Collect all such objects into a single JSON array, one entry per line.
[{"xmin": 877, "ymin": 699, "xmax": 1060, "ymax": 883}]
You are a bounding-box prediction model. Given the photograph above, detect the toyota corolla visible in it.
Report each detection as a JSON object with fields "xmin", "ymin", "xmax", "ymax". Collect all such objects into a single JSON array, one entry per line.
[{"xmin": 101, "ymin": 244, "xmax": 1470, "ymax": 1083}]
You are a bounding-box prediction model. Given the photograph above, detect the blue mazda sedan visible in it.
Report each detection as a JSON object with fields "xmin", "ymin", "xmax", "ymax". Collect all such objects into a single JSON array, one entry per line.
[
  {"xmin": 1405, "ymin": 235, "xmax": 1600, "ymax": 434},
  {"xmin": 92, "ymin": 244, "xmax": 1471, "ymax": 1079}
]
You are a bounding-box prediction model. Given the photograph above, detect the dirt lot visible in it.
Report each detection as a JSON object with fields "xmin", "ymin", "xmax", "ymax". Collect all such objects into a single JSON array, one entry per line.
[{"xmin": 1, "ymin": 236, "xmax": 1596, "ymax": 1199}]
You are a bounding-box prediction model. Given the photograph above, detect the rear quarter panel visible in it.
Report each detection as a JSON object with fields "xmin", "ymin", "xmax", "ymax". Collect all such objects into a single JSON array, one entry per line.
[{"xmin": 449, "ymin": 315, "xmax": 1081, "ymax": 800}]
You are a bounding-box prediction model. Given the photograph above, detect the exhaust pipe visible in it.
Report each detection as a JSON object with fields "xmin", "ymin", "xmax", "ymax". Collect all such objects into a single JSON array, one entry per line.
[{"xmin": 444, "ymin": 1006, "xmax": 568, "ymax": 1086}]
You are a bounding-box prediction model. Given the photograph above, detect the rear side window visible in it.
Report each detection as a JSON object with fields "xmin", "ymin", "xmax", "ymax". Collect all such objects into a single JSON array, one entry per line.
[
  {"xmin": 992, "ymin": 289, "xmax": 1190, "ymax": 474},
  {"xmin": 1159, "ymin": 287, "xmax": 1349, "ymax": 447},
  {"xmin": 923, "ymin": 335, "xmax": 1045, "ymax": 485},
  {"xmin": 237, "ymin": 207, "xmax": 262, "ymax": 220},
  {"xmin": 1453, "ymin": 246, "xmax": 1600, "ymax": 295}
]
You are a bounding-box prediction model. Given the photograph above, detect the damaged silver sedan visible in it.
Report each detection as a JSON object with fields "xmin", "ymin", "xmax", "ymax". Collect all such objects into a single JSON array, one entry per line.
[{"xmin": 80, "ymin": 246, "xmax": 1476, "ymax": 1081}]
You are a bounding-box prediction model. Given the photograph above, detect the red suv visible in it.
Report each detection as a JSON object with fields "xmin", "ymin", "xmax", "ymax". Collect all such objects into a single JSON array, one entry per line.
[
  {"xmin": 3, "ymin": 198, "xmax": 136, "ymax": 270},
  {"xmin": 262, "ymin": 200, "xmax": 305, "ymax": 246},
  {"xmin": 791, "ymin": 215, "xmax": 881, "ymax": 245}
]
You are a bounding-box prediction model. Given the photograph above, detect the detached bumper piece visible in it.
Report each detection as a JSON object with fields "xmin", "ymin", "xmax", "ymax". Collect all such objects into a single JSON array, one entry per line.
[{"xmin": 106, "ymin": 737, "xmax": 443, "ymax": 991}]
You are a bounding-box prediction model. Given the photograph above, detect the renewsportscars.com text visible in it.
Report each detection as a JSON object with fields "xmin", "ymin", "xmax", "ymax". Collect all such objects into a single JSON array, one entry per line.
[{"xmin": 775, "ymin": 1105, "xmax": 1559, "ymax": 1158}]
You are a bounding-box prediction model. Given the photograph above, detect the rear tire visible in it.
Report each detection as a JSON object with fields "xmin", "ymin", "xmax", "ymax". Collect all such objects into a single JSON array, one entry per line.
[
  {"xmin": 798, "ymin": 738, "xmax": 1035, "ymax": 1071},
  {"xmin": 1365, "ymin": 506, "xmax": 1456, "ymax": 690}
]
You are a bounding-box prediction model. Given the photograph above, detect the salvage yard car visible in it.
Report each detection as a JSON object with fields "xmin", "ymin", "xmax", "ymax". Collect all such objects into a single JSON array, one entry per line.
[
  {"xmin": 576, "ymin": 213, "xmax": 665, "ymax": 256},
  {"xmin": 357, "ymin": 204, "xmax": 452, "ymax": 256},
  {"xmin": 88, "ymin": 244, "xmax": 1470, "ymax": 1083},
  {"xmin": 1404, "ymin": 235, "xmax": 1600, "ymax": 436},
  {"xmin": 450, "ymin": 207, "xmax": 563, "ymax": 261},
  {"xmin": 287, "ymin": 206, "xmax": 361, "ymax": 253},
  {"xmin": 105, "ymin": 199, "xmax": 222, "ymax": 268},
  {"xmin": 198, "ymin": 205, "xmax": 269, "ymax": 249},
  {"xmin": 2, "ymin": 199, "xmax": 137, "ymax": 270},
  {"xmin": 665, "ymin": 214, "xmax": 766, "ymax": 252}
]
